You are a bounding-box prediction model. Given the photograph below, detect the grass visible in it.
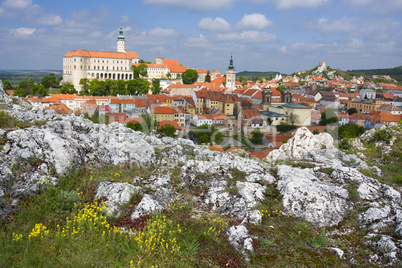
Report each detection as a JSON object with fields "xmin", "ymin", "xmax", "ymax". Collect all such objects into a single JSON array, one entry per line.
[
  {"xmin": 0, "ymin": 165, "xmax": 247, "ymax": 267},
  {"xmin": 0, "ymin": 110, "xmax": 46, "ymax": 129}
]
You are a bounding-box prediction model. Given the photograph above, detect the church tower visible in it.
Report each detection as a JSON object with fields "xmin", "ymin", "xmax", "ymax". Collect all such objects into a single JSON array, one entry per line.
[
  {"xmin": 117, "ymin": 26, "xmax": 126, "ymax": 53},
  {"xmin": 226, "ymin": 54, "xmax": 236, "ymax": 92}
]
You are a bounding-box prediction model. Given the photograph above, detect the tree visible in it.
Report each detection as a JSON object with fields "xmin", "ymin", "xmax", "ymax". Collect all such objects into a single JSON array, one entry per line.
[
  {"xmin": 126, "ymin": 78, "xmax": 150, "ymax": 95},
  {"xmin": 319, "ymin": 108, "xmax": 338, "ymax": 126},
  {"xmin": 251, "ymin": 128, "xmax": 264, "ymax": 145},
  {"xmin": 151, "ymin": 79, "xmax": 161, "ymax": 94},
  {"xmin": 347, "ymin": 108, "xmax": 358, "ymax": 115},
  {"xmin": 132, "ymin": 63, "xmax": 148, "ymax": 79},
  {"xmin": 31, "ymin": 84, "xmax": 48, "ymax": 97},
  {"xmin": 182, "ymin": 69, "xmax": 198, "ymax": 84},
  {"xmin": 267, "ymin": 117, "xmax": 273, "ymax": 125},
  {"xmin": 60, "ymin": 83, "xmax": 77, "ymax": 94},
  {"xmin": 13, "ymin": 87, "xmax": 26, "ymax": 97},
  {"xmin": 79, "ymin": 78, "xmax": 90, "ymax": 95},
  {"xmin": 141, "ymin": 113, "xmax": 158, "ymax": 134},
  {"xmin": 189, "ymin": 124, "xmax": 223, "ymax": 144},
  {"xmin": 126, "ymin": 122, "xmax": 143, "ymax": 132},
  {"xmin": 166, "ymin": 72, "xmax": 171, "ymax": 79},
  {"xmin": 288, "ymin": 113, "xmax": 299, "ymax": 126},
  {"xmin": 159, "ymin": 124, "xmax": 176, "ymax": 137},
  {"xmin": 2, "ymin": 80, "xmax": 12, "ymax": 91},
  {"xmin": 276, "ymin": 123, "xmax": 297, "ymax": 133},
  {"xmin": 205, "ymin": 70, "xmax": 211, "ymax": 82},
  {"xmin": 48, "ymin": 73, "xmax": 57, "ymax": 87},
  {"xmin": 41, "ymin": 76, "xmax": 51, "ymax": 89},
  {"xmin": 277, "ymin": 85, "xmax": 285, "ymax": 92}
]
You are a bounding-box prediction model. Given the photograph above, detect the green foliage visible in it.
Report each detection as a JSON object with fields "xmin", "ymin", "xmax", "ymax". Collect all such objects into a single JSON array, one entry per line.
[
  {"xmin": 151, "ymin": 79, "xmax": 161, "ymax": 94},
  {"xmin": 141, "ymin": 113, "xmax": 158, "ymax": 134},
  {"xmin": 13, "ymin": 87, "xmax": 26, "ymax": 97},
  {"xmin": 267, "ymin": 117, "xmax": 273, "ymax": 125},
  {"xmin": 319, "ymin": 108, "xmax": 338, "ymax": 126},
  {"xmin": 30, "ymin": 84, "xmax": 49, "ymax": 97},
  {"xmin": 276, "ymin": 123, "xmax": 297, "ymax": 133},
  {"xmin": 204, "ymin": 70, "xmax": 211, "ymax": 83},
  {"xmin": 251, "ymin": 128, "xmax": 264, "ymax": 145},
  {"xmin": 182, "ymin": 69, "xmax": 199, "ymax": 84},
  {"xmin": 189, "ymin": 124, "xmax": 223, "ymax": 145},
  {"xmin": 126, "ymin": 78, "xmax": 150, "ymax": 95},
  {"xmin": 347, "ymin": 107, "xmax": 358, "ymax": 115},
  {"xmin": 277, "ymin": 85, "xmax": 285, "ymax": 92},
  {"xmin": 310, "ymin": 229, "xmax": 328, "ymax": 248},
  {"xmin": 373, "ymin": 128, "xmax": 394, "ymax": 144},
  {"xmin": 312, "ymin": 129, "xmax": 320, "ymax": 135},
  {"xmin": 60, "ymin": 83, "xmax": 77, "ymax": 94},
  {"xmin": 159, "ymin": 123, "xmax": 176, "ymax": 138},
  {"xmin": 132, "ymin": 63, "xmax": 148, "ymax": 79},
  {"xmin": 338, "ymin": 123, "xmax": 366, "ymax": 140},
  {"xmin": 2, "ymin": 80, "xmax": 13, "ymax": 90},
  {"xmin": 126, "ymin": 122, "xmax": 142, "ymax": 132}
]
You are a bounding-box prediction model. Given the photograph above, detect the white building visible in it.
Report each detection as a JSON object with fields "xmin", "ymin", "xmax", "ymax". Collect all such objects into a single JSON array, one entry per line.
[
  {"xmin": 63, "ymin": 27, "xmax": 140, "ymax": 91},
  {"xmin": 226, "ymin": 55, "xmax": 236, "ymax": 92}
]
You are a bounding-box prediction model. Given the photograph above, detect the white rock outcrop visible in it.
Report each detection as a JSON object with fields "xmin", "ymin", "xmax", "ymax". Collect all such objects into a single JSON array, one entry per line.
[
  {"xmin": 130, "ymin": 194, "xmax": 163, "ymax": 220},
  {"xmin": 267, "ymin": 127, "xmax": 334, "ymax": 161}
]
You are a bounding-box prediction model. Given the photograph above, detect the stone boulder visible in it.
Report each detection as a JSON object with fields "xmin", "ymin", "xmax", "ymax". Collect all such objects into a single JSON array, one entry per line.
[
  {"xmin": 95, "ymin": 182, "xmax": 141, "ymax": 216},
  {"xmin": 277, "ymin": 165, "xmax": 350, "ymax": 227},
  {"xmin": 267, "ymin": 127, "xmax": 334, "ymax": 161},
  {"xmin": 131, "ymin": 194, "xmax": 163, "ymax": 220},
  {"xmin": 226, "ymin": 224, "xmax": 254, "ymax": 258}
]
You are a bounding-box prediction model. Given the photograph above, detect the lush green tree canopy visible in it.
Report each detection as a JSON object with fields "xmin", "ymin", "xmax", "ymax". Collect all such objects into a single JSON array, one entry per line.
[{"xmin": 182, "ymin": 69, "xmax": 198, "ymax": 84}]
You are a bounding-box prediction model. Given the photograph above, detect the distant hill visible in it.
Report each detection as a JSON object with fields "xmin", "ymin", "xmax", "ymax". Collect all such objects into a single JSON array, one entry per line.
[
  {"xmin": 0, "ymin": 70, "xmax": 62, "ymax": 84},
  {"xmin": 347, "ymin": 66, "xmax": 402, "ymax": 81},
  {"xmin": 237, "ymin": 71, "xmax": 282, "ymax": 79}
]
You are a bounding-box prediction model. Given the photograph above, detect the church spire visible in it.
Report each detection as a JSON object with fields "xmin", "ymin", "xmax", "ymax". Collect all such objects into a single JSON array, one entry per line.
[
  {"xmin": 117, "ymin": 26, "xmax": 126, "ymax": 53},
  {"xmin": 228, "ymin": 54, "xmax": 235, "ymax": 70}
]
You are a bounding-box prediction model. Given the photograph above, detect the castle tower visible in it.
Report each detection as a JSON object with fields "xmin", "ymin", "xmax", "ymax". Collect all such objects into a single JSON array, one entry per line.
[
  {"xmin": 261, "ymin": 87, "xmax": 272, "ymax": 110},
  {"xmin": 117, "ymin": 26, "xmax": 126, "ymax": 53},
  {"xmin": 226, "ymin": 54, "xmax": 236, "ymax": 92}
]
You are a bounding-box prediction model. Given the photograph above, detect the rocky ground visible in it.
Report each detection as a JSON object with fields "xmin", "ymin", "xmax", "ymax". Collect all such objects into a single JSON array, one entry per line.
[{"xmin": 1, "ymin": 82, "xmax": 401, "ymax": 266}]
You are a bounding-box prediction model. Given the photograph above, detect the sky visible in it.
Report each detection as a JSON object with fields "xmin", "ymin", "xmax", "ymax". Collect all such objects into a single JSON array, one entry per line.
[{"xmin": 0, "ymin": 0, "xmax": 401, "ymax": 74}]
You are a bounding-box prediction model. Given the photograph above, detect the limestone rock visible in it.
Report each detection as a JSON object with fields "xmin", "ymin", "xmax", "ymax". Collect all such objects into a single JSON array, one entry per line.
[
  {"xmin": 131, "ymin": 194, "xmax": 163, "ymax": 220},
  {"xmin": 236, "ymin": 181, "xmax": 266, "ymax": 209},
  {"xmin": 328, "ymin": 247, "xmax": 345, "ymax": 259},
  {"xmin": 277, "ymin": 165, "xmax": 350, "ymax": 227},
  {"xmin": 267, "ymin": 127, "xmax": 334, "ymax": 161},
  {"xmin": 95, "ymin": 182, "xmax": 141, "ymax": 216},
  {"xmin": 226, "ymin": 225, "xmax": 254, "ymax": 257},
  {"xmin": 358, "ymin": 204, "xmax": 391, "ymax": 225}
]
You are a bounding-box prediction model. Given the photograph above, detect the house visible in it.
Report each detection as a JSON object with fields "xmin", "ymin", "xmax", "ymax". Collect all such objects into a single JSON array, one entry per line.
[
  {"xmin": 359, "ymin": 89, "xmax": 376, "ymax": 99},
  {"xmin": 173, "ymin": 106, "xmax": 190, "ymax": 127},
  {"xmin": 349, "ymin": 113, "xmax": 371, "ymax": 126},
  {"xmin": 193, "ymin": 114, "xmax": 213, "ymax": 126},
  {"xmin": 80, "ymin": 99, "xmax": 98, "ymax": 117},
  {"xmin": 260, "ymin": 110, "xmax": 287, "ymax": 126},
  {"xmin": 377, "ymin": 104, "xmax": 402, "ymax": 115},
  {"xmin": 347, "ymin": 99, "xmax": 385, "ymax": 114},
  {"xmin": 109, "ymin": 98, "xmax": 135, "ymax": 113},
  {"xmin": 241, "ymin": 110, "xmax": 265, "ymax": 128},
  {"xmin": 106, "ymin": 112, "xmax": 127, "ymax": 123},
  {"xmin": 337, "ymin": 112, "xmax": 349, "ymax": 126},
  {"xmin": 150, "ymin": 106, "xmax": 175, "ymax": 123},
  {"xmin": 98, "ymin": 105, "xmax": 112, "ymax": 116},
  {"xmin": 269, "ymin": 103, "xmax": 311, "ymax": 126}
]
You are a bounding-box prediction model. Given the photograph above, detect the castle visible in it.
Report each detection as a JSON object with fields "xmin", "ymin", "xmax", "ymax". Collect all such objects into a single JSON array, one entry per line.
[{"xmin": 62, "ymin": 27, "xmax": 140, "ymax": 91}]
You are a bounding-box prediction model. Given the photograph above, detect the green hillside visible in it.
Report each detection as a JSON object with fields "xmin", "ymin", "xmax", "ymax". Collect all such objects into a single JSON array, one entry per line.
[{"xmin": 348, "ymin": 66, "xmax": 402, "ymax": 82}]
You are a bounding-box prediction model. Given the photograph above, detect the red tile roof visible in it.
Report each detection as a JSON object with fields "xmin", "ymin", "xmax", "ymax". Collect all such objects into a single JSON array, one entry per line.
[
  {"xmin": 159, "ymin": 120, "xmax": 182, "ymax": 130},
  {"xmin": 64, "ymin": 50, "xmax": 139, "ymax": 59},
  {"xmin": 152, "ymin": 106, "xmax": 175, "ymax": 114},
  {"xmin": 241, "ymin": 110, "xmax": 261, "ymax": 119}
]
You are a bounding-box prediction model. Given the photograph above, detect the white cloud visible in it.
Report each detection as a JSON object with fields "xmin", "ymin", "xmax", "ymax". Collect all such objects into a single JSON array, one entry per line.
[
  {"xmin": 2, "ymin": 0, "xmax": 33, "ymax": 9},
  {"xmin": 345, "ymin": 0, "xmax": 402, "ymax": 12},
  {"xmin": 185, "ymin": 34, "xmax": 210, "ymax": 47},
  {"xmin": 198, "ymin": 17, "xmax": 231, "ymax": 32},
  {"xmin": 14, "ymin": 27, "xmax": 36, "ymax": 36},
  {"xmin": 289, "ymin": 41, "xmax": 336, "ymax": 51},
  {"xmin": 253, "ymin": 0, "xmax": 328, "ymax": 9},
  {"xmin": 143, "ymin": 0, "xmax": 237, "ymax": 11},
  {"xmin": 148, "ymin": 27, "xmax": 178, "ymax": 37},
  {"xmin": 216, "ymin": 30, "xmax": 276, "ymax": 43},
  {"xmin": 37, "ymin": 14, "xmax": 63, "ymax": 25},
  {"xmin": 316, "ymin": 17, "xmax": 356, "ymax": 32},
  {"xmin": 120, "ymin": 15, "xmax": 129, "ymax": 24},
  {"xmin": 280, "ymin": 46, "xmax": 288, "ymax": 53},
  {"xmin": 236, "ymin": 13, "xmax": 272, "ymax": 30}
]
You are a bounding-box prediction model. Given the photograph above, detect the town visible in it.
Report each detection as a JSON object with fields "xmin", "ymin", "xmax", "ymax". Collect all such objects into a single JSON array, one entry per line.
[{"xmin": 2, "ymin": 27, "xmax": 402, "ymax": 160}]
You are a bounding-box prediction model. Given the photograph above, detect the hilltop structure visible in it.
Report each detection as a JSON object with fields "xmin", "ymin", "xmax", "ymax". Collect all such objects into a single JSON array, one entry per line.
[
  {"xmin": 226, "ymin": 55, "xmax": 236, "ymax": 92},
  {"xmin": 62, "ymin": 27, "xmax": 141, "ymax": 91}
]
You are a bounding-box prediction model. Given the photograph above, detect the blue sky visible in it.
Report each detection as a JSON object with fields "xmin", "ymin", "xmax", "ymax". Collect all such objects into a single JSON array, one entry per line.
[{"xmin": 0, "ymin": 0, "xmax": 401, "ymax": 74}]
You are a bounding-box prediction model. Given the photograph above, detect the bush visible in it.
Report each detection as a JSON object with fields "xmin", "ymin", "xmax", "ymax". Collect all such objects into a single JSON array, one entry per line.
[
  {"xmin": 373, "ymin": 128, "xmax": 394, "ymax": 144},
  {"xmin": 126, "ymin": 122, "xmax": 142, "ymax": 132},
  {"xmin": 276, "ymin": 123, "xmax": 297, "ymax": 133},
  {"xmin": 338, "ymin": 123, "xmax": 365, "ymax": 140},
  {"xmin": 251, "ymin": 128, "xmax": 264, "ymax": 145}
]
